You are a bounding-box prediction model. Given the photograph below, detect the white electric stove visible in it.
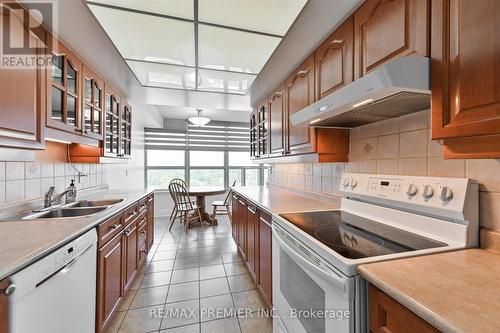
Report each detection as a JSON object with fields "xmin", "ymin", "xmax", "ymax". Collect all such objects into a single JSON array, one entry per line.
[{"xmin": 271, "ymin": 173, "xmax": 478, "ymax": 333}]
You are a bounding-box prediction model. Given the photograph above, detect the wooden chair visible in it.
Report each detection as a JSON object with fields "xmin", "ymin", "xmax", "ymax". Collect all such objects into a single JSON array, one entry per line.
[
  {"xmin": 168, "ymin": 181, "xmax": 204, "ymax": 233},
  {"xmin": 210, "ymin": 180, "xmax": 236, "ymax": 225},
  {"xmin": 168, "ymin": 178, "xmax": 195, "ymax": 230}
]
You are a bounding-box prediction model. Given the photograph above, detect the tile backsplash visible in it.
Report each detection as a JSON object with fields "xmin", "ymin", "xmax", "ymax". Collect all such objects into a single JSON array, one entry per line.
[
  {"xmin": 269, "ymin": 110, "xmax": 500, "ymax": 230},
  {"xmin": 0, "ymin": 162, "xmax": 108, "ymax": 205}
]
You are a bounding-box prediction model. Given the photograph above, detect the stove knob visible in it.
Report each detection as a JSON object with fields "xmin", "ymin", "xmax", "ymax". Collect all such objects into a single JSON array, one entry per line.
[
  {"xmin": 343, "ymin": 178, "xmax": 350, "ymax": 188},
  {"xmin": 440, "ymin": 186, "xmax": 454, "ymax": 202},
  {"xmin": 405, "ymin": 183, "xmax": 418, "ymax": 198},
  {"xmin": 350, "ymin": 179, "xmax": 358, "ymax": 188},
  {"xmin": 422, "ymin": 185, "xmax": 434, "ymax": 200}
]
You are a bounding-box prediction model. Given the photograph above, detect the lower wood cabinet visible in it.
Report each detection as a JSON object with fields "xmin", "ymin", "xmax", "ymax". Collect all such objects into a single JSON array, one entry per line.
[
  {"xmin": 122, "ymin": 218, "xmax": 138, "ymax": 291},
  {"xmin": 97, "ymin": 195, "xmax": 154, "ymax": 333},
  {"xmin": 258, "ymin": 211, "xmax": 273, "ymax": 309},
  {"xmin": 246, "ymin": 203, "xmax": 258, "ymax": 281},
  {"xmin": 231, "ymin": 193, "xmax": 273, "ymax": 310},
  {"xmin": 1, "ymin": 277, "xmax": 8, "ymax": 333},
  {"xmin": 146, "ymin": 194, "xmax": 155, "ymax": 251},
  {"xmin": 369, "ymin": 285, "xmax": 439, "ymax": 333},
  {"xmin": 97, "ymin": 231, "xmax": 124, "ymax": 332}
]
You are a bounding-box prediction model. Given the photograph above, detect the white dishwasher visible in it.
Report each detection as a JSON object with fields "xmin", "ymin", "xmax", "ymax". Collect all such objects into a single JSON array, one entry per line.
[{"xmin": 5, "ymin": 228, "xmax": 97, "ymax": 333}]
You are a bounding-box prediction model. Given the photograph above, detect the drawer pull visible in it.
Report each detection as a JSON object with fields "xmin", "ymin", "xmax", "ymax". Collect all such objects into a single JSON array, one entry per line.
[
  {"xmin": 124, "ymin": 229, "xmax": 131, "ymax": 236},
  {"xmin": 111, "ymin": 224, "xmax": 120, "ymax": 230}
]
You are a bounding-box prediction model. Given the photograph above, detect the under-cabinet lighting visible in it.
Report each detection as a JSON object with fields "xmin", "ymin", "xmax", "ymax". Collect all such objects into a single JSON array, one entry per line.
[
  {"xmin": 309, "ymin": 118, "xmax": 322, "ymax": 124},
  {"xmin": 352, "ymin": 98, "xmax": 374, "ymax": 108},
  {"xmin": 46, "ymin": 138, "xmax": 72, "ymax": 145}
]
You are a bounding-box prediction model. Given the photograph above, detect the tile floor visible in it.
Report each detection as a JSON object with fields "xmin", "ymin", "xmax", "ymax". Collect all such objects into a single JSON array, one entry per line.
[{"xmin": 105, "ymin": 214, "xmax": 272, "ymax": 333}]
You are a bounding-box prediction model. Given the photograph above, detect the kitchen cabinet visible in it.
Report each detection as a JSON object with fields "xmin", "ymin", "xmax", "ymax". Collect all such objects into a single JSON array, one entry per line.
[
  {"xmin": 97, "ymin": 231, "xmax": 124, "ymax": 333},
  {"xmin": 250, "ymin": 102, "xmax": 267, "ymax": 159},
  {"xmin": 0, "ymin": 4, "xmax": 47, "ymax": 150},
  {"xmin": 315, "ymin": 17, "xmax": 354, "ymax": 100},
  {"xmin": 258, "ymin": 211, "xmax": 273, "ymax": 309},
  {"xmin": 82, "ymin": 64, "xmax": 105, "ymax": 141},
  {"xmin": 146, "ymin": 194, "xmax": 155, "ymax": 251},
  {"xmin": 246, "ymin": 203, "xmax": 258, "ymax": 282},
  {"xmin": 47, "ymin": 39, "xmax": 83, "ymax": 135},
  {"xmin": 123, "ymin": 217, "xmax": 138, "ymax": 291},
  {"xmin": 237, "ymin": 197, "xmax": 247, "ymax": 259},
  {"xmin": 353, "ymin": 0, "xmax": 429, "ymax": 79},
  {"xmin": 231, "ymin": 193, "xmax": 239, "ymax": 241},
  {"xmin": 285, "ymin": 54, "xmax": 315, "ymax": 154},
  {"xmin": 268, "ymin": 82, "xmax": 286, "ymax": 156},
  {"xmin": 0, "ymin": 278, "xmax": 8, "ymax": 333},
  {"xmin": 430, "ymin": 0, "xmax": 500, "ymax": 159},
  {"xmin": 97, "ymin": 196, "xmax": 154, "ymax": 332},
  {"xmin": 369, "ymin": 285, "xmax": 439, "ymax": 333},
  {"xmin": 121, "ymin": 104, "xmax": 132, "ymax": 158},
  {"xmin": 104, "ymin": 86, "xmax": 121, "ymax": 158}
]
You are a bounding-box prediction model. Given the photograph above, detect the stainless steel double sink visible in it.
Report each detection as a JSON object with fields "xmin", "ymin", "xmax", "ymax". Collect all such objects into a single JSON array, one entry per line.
[{"xmin": 23, "ymin": 199, "xmax": 124, "ymax": 220}]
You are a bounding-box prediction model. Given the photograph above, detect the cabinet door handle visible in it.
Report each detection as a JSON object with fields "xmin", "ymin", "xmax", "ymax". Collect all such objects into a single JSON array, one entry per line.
[
  {"xmin": 111, "ymin": 223, "xmax": 120, "ymax": 230},
  {"xmin": 124, "ymin": 229, "xmax": 131, "ymax": 236},
  {"xmin": 296, "ymin": 70, "xmax": 308, "ymax": 76}
]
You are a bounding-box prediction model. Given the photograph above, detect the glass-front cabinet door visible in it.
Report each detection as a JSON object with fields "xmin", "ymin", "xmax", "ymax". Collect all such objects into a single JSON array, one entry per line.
[
  {"xmin": 121, "ymin": 105, "xmax": 132, "ymax": 157},
  {"xmin": 47, "ymin": 40, "xmax": 82, "ymax": 134},
  {"xmin": 82, "ymin": 64, "xmax": 104, "ymax": 140},
  {"xmin": 104, "ymin": 86, "xmax": 121, "ymax": 157}
]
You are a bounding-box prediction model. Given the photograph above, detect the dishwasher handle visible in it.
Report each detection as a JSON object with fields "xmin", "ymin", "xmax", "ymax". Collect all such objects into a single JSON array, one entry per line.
[{"xmin": 35, "ymin": 243, "xmax": 94, "ymax": 288}]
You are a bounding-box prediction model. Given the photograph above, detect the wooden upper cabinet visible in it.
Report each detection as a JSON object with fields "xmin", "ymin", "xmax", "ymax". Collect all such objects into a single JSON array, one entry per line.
[
  {"xmin": 120, "ymin": 104, "xmax": 132, "ymax": 157},
  {"xmin": 315, "ymin": 17, "xmax": 354, "ymax": 100},
  {"xmin": 431, "ymin": 0, "xmax": 500, "ymax": 149},
  {"xmin": 0, "ymin": 4, "xmax": 47, "ymax": 150},
  {"xmin": 268, "ymin": 82, "xmax": 286, "ymax": 155},
  {"xmin": 47, "ymin": 39, "xmax": 83, "ymax": 134},
  {"xmin": 104, "ymin": 86, "xmax": 121, "ymax": 157},
  {"xmin": 257, "ymin": 100, "xmax": 269, "ymax": 158},
  {"xmin": 354, "ymin": 0, "xmax": 429, "ymax": 79},
  {"xmin": 82, "ymin": 64, "xmax": 105, "ymax": 141},
  {"xmin": 285, "ymin": 54, "xmax": 315, "ymax": 153}
]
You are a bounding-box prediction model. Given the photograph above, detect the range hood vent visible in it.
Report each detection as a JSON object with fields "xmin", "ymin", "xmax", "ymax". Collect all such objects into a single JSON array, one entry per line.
[{"xmin": 290, "ymin": 56, "xmax": 430, "ymax": 128}]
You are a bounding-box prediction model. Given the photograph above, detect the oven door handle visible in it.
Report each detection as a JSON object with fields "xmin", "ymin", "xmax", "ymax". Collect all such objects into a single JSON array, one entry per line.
[{"xmin": 272, "ymin": 226, "xmax": 347, "ymax": 293}]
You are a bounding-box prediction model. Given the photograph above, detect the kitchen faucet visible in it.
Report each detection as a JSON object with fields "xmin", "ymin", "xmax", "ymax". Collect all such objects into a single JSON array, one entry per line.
[{"xmin": 44, "ymin": 186, "xmax": 74, "ymax": 208}]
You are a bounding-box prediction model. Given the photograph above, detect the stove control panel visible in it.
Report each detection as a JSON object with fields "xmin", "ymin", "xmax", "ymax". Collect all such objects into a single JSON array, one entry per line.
[{"xmin": 340, "ymin": 173, "xmax": 477, "ymax": 219}]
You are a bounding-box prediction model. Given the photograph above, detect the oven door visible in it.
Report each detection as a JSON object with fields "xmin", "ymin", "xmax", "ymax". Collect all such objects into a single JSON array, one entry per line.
[{"xmin": 272, "ymin": 224, "xmax": 355, "ymax": 333}]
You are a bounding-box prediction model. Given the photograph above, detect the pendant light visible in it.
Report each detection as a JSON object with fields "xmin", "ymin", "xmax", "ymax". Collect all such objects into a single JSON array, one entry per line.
[{"xmin": 188, "ymin": 109, "xmax": 211, "ymax": 127}]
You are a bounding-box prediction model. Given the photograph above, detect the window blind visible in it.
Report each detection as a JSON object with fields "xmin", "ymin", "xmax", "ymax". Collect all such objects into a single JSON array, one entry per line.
[{"xmin": 145, "ymin": 121, "xmax": 249, "ymax": 152}]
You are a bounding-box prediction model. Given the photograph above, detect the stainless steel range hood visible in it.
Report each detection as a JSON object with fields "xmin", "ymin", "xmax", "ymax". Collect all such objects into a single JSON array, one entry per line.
[{"xmin": 290, "ymin": 56, "xmax": 430, "ymax": 128}]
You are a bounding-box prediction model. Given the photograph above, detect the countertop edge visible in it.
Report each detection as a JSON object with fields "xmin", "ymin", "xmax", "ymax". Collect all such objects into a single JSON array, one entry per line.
[
  {"xmin": 358, "ymin": 265, "xmax": 463, "ymax": 333},
  {"xmin": 0, "ymin": 190, "xmax": 153, "ymax": 281}
]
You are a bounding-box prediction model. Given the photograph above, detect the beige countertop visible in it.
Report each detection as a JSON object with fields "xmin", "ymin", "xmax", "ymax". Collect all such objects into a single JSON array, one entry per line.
[
  {"xmin": 0, "ymin": 188, "xmax": 152, "ymax": 280},
  {"xmin": 231, "ymin": 185, "xmax": 340, "ymax": 214},
  {"xmin": 358, "ymin": 241, "xmax": 500, "ymax": 333}
]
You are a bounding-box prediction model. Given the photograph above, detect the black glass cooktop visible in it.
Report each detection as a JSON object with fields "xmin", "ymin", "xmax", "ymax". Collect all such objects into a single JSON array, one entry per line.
[{"xmin": 279, "ymin": 210, "xmax": 447, "ymax": 259}]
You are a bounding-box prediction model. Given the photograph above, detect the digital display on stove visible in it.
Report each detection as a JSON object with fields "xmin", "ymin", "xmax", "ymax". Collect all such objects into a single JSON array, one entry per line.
[
  {"xmin": 279, "ymin": 210, "xmax": 447, "ymax": 259},
  {"xmin": 380, "ymin": 181, "xmax": 390, "ymax": 186}
]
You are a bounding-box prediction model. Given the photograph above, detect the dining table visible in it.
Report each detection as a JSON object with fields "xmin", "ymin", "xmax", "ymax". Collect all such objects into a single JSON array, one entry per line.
[{"xmin": 188, "ymin": 186, "xmax": 227, "ymax": 225}]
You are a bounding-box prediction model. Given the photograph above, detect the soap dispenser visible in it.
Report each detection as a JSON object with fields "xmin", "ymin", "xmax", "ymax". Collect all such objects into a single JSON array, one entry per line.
[{"xmin": 66, "ymin": 179, "xmax": 77, "ymax": 203}]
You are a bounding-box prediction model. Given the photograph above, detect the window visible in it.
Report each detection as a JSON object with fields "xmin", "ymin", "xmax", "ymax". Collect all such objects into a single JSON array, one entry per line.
[
  {"xmin": 190, "ymin": 151, "xmax": 224, "ymax": 166},
  {"xmin": 145, "ymin": 121, "xmax": 266, "ymax": 188},
  {"xmin": 228, "ymin": 151, "xmax": 254, "ymax": 166},
  {"xmin": 229, "ymin": 169, "xmax": 242, "ymax": 186},
  {"xmin": 147, "ymin": 150, "xmax": 185, "ymax": 166},
  {"xmin": 147, "ymin": 169, "xmax": 185, "ymax": 189},
  {"xmin": 190, "ymin": 169, "xmax": 224, "ymax": 187},
  {"xmin": 245, "ymin": 169, "xmax": 259, "ymax": 186}
]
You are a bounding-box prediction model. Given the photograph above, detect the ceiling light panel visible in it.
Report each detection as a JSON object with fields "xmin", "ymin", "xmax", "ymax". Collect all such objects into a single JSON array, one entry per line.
[
  {"xmin": 89, "ymin": 5, "xmax": 195, "ymax": 66},
  {"xmin": 127, "ymin": 60, "xmax": 196, "ymax": 90},
  {"xmin": 198, "ymin": 69, "xmax": 256, "ymax": 94},
  {"xmin": 88, "ymin": 0, "xmax": 194, "ymax": 19},
  {"xmin": 198, "ymin": 25, "xmax": 281, "ymax": 74},
  {"xmin": 198, "ymin": 0, "xmax": 307, "ymax": 35}
]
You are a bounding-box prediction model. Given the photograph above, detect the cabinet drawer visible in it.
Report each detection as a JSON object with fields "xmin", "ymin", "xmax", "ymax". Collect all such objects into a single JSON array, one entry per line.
[
  {"xmin": 124, "ymin": 203, "xmax": 139, "ymax": 224},
  {"xmin": 138, "ymin": 213, "xmax": 147, "ymax": 244},
  {"xmin": 97, "ymin": 213, "xmax": 123, "ymax": 247}
]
